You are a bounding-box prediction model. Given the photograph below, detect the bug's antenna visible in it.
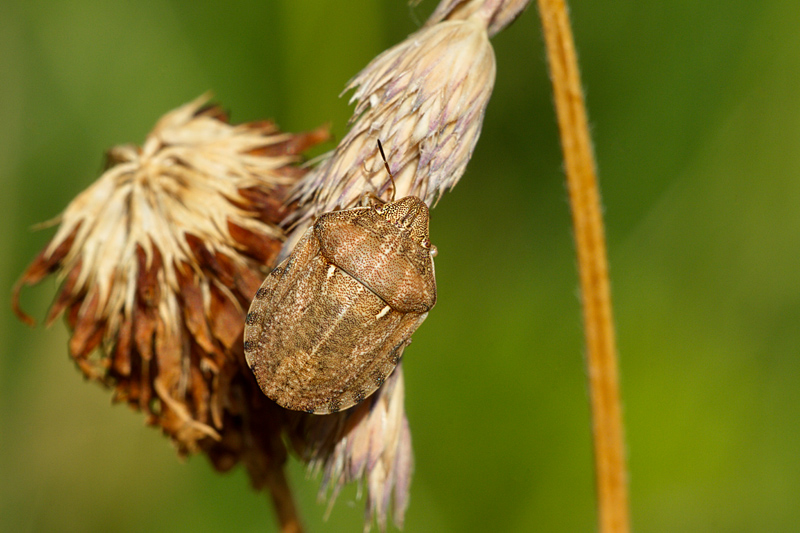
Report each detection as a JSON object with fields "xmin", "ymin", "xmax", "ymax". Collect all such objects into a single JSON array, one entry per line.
[{"xmin": 377, "ymin": 139, "xmax": 396, "ymax": 202}]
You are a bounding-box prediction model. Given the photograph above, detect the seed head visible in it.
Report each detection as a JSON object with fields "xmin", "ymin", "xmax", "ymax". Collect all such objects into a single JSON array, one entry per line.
[
  {"xmin": 290, "ymin": 363, "xmax": 413, "ymax": 531},
  {"xmin": 13, "ymin": 94, "xmax": 328, "ymax": 458},
  {"xmin": 290, "ymin": 13, "xmax": 496, "ymax": 225}
]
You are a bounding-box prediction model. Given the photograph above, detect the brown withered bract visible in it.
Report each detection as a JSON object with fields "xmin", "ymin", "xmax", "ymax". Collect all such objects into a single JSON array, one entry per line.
[{"xmin": 244, "ymin": 196, "xmax": 436, "ymax": 414}]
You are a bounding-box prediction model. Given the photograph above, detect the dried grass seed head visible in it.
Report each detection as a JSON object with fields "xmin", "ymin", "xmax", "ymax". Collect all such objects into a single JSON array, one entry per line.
[
  {"xmin": 290, "ymin": 15, "xmax": 496, "ymax": 225},
  {"xmin": 290, "ymin": 362, "xmax": 412, "ymax": 532}
]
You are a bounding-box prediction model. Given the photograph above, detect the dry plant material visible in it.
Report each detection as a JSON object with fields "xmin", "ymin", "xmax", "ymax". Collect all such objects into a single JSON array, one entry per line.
[
  {"xmin": 289, "ymin": 362, "xmax": 413, "ymax": 530},
  {"xmin": 537, "ymin": 0, "xmax": 630, "ymax": 530},
  {"xmin": 245, "ymin": 196, "xmax": 436, "ymax": 415},
  {"xmin": 12, "ymin": 93, "xmax": 329, "ymax": 485},
  {"xmin": 425, "ymin": 0, "xmax": 530, "ymax": 36},
  {"xmin": 290, "ymin": 7, "xmax": 497, "ymax": 226}
]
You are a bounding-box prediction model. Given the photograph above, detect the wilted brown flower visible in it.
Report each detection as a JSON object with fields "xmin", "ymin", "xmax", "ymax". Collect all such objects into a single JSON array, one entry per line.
[{"xmin": 12, "ymin": 94, "xmax": 328, "ymax": 461}]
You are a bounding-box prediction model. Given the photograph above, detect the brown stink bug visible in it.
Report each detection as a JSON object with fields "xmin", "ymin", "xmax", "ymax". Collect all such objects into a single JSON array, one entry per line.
[{"xmin": 243, "ymin": 152, "xmax": 437, "ymax": 414}]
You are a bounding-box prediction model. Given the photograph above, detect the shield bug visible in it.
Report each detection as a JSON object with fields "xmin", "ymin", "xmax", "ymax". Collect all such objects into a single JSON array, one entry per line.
[{"xmin": 243, "ymin": 149, "xmax": 437, "ymax": 414}]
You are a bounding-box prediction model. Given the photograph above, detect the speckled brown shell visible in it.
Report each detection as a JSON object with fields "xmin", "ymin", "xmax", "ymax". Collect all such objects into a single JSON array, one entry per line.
[{"xmin": 244, "ymin": 196, "xmax": 436, "ymax": 414}]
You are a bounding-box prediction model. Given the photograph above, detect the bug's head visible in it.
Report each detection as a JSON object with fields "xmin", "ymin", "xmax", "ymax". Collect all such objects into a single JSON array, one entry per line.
[{"xmin": 378, "ymin": 196, "xmax": 432, "ymax": 245}]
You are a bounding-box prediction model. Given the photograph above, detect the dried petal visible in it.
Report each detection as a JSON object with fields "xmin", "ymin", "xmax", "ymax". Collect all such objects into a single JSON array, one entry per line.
[{"xmin": 12, "ymin": 224, "xmax": 81, "ymax": 326}]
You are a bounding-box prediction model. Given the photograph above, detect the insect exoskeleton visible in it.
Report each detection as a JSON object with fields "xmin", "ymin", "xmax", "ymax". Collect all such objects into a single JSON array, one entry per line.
[{"xmin": 244, "ymin": 196, "xmax": 436, "ymax": 414}]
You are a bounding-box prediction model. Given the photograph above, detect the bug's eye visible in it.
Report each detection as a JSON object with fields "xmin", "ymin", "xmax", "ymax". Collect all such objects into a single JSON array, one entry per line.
[
  {"xmin": 421, "ymin": 238, "xmax": 430, "ymax": 249},
  {"xmin": 375, "ymin": 206, "xmax": 384, "ymax": 215}
]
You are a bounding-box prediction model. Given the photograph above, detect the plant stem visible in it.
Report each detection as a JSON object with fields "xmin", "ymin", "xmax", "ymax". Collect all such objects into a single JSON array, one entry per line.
[
  {"xmin": 266, "ymin": 466, "xmax": 304, "ymax": 533},
  {"xmin": 536, "ymin": 0, "xmax": 630, "ymax": 531}
]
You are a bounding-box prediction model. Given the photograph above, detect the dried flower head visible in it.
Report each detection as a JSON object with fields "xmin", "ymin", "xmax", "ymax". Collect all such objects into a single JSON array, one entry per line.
[
  {"xmin": 289, "ymin": 12, "xmax": 496, "ymax": 227},
  {"xmin": 12, "ymin": 94, "xmax": 328, "ymax": 458},
  {"xmin": 289, "ymin": 362, "xmax": 412, "ymax": 531}
]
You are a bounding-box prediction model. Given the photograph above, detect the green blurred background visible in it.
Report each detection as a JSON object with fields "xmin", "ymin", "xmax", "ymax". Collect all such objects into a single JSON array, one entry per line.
[{"xmin": 2, "ymin": 1, "xmax": 799, "ymax": 531}]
